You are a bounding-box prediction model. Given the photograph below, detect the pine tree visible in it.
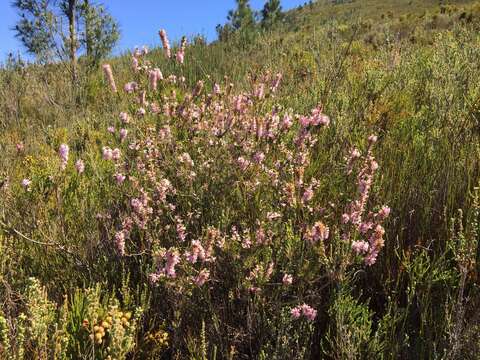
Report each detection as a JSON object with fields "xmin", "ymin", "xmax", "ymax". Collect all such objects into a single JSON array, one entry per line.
[
  {"xmin": 80, "ymin": 0, "xmax": 120, "ymax": 66},
  {"xmin": 12, "ymin": 0, "xmax": 119, "ymax": 78},
  {"xmin": 227, "ymin": 0, "xmax": 255, "ymax": 31},
  {"xmin": 261, "ymin": 0, "xmax": 283, "ymax": 29}
]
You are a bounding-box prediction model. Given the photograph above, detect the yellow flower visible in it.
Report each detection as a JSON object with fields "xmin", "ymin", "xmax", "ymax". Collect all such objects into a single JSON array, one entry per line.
[
  {"xmin": 94, "ymin": 332, "xmax": 103, "ymax": 343},
  {"xmin": 101, "ymin": 320, "xmax": 110, "ymax": 329}
]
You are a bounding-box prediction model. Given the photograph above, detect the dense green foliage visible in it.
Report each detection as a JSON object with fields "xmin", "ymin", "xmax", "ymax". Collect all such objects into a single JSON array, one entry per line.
[
  {"xmin": 13, "ymin": 0, "xmax": 119, "ymax": 66},
  {"xmin": 1, "ymin": 0, "xmax": 480, "ymax": 358}
]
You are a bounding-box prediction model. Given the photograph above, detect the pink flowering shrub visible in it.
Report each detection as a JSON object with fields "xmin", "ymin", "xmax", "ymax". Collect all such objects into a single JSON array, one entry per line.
[
  {"xmin": 86, "ymin": 44, "xmax": 391, "ymax": 356},
  {"xmin": 3, "ymin": 27, "xmax": 401, "ymax": 358}
]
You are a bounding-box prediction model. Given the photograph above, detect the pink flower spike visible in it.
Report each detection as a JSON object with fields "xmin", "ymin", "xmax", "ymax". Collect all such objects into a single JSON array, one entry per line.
[
  {"xmin": 352, "ymin": 240, "xmax": 369, "ymax": 255},
  {"xmin": 112, "ymin": 148, "xmax": 121, "ymax": 161},
  {"xmin": 58, "ymin": 144, "xmax": 69, "ymax": 170},
  {"xmin": 299, "ymin": 116, "xmax": 310, "ymax": 127},
  {"xmin": 300, "ymin": 304, "xmax": 317, "ymax": 321},
  {"xmin": 124, "ymin": 82, "xmax": 138, "ymax": 93},
  {"xmin": 102, "ymin": 64, "xmax": 117, "ymax": 92},
  {"xmin": 119, "ymin": 128, "xmax": 128, "ymax": 141},
  {"xmin": 131, "ymin": 56, "xmax": 139, "ymax": 72},
  {"xmin": 159, "ymin": 29, "xmax": 171, "ymax": 58},
  {"xmin": 282, "ymin": 114, "xmax": 293, "ymax": 129},
  {"xmin": 378, "ymin": 206, "xmax": 391, "ymax": 219},
  {"xmin": 75, "ymin": 159, "xmax": 85, "ymax": 174},
  {"xmin": 21, "ymin": 178, "xmax": 31, "ymax": 190},
  {"xmin": 149, "ymin": 70, "xmax": 160, "ymax": 91},
  {"xmin": 282, "ymin": 274, "xmax": 293, "ymax": 286},
  {"xmin": 102, "ymin": 147, "xmax": 113, "ymax": 161},
  {"xmin": 114, "ymin": 231, "xmax": 126, "ymax": 256},
  {"xmin": 114, "ymin": 173, "xmax": 126, "ymax": 184},
  {"xmin": 119, "ymin": 112, "xmax": 130, "ymax": 124},
  {"xmin": 253, "ymin": 152, "xmax": 265, "ymax": 164},
  {"xmin": 302, "ymin": 187, "xmax": 314, "ymax": 204},
  {"xmin": 291, "ymin": 307, "xmax": 302, "ymax": 319},
  {"xmin": 176, "ymin": 50, "xmax": 184, "ymax": 64},
  {"xmin": 163, "ymin": 249, "xmax": 180, "ymax": 278},
  {"xmin": 193, "ymin": 269, "xmax": 210, "ymax": 286}
]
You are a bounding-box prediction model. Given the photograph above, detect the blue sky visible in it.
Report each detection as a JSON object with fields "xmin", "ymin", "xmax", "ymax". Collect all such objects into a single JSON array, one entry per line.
[{"xmin": 0, "ymin": 0, "xmax": 306, "ymax": 60}]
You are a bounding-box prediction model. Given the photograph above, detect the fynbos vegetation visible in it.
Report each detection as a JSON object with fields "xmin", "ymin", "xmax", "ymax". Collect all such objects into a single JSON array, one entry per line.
[{"xmin": 1, "ymin": 0, "xmax": 480, "ymax": 358}]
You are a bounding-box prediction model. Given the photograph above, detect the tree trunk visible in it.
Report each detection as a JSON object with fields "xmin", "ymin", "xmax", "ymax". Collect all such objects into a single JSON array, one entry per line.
[
  {"xmin": 67, "ymin": 0, "xmax": 78, "ymax": 84},
  {"xmin": 84, "ymin": 0, "xmax": 93, "ymax": 57}
]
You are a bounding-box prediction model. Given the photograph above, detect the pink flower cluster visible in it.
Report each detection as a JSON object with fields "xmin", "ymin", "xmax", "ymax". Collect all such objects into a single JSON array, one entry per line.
[
  {"xmin": 342, "ymin": 136, "xmax": 390, "ymax": 265},
  {"xmin": 159, "ymin": 29, "xmax": 171, "ymax": 58},
  {"xmin": 176, "ymin": 36, "xmax": 187, "ymax": 64},
  {"xmin": 193, "ymin": 269, "xmax": 210, "ymax": 286},
  {"xmin": 299, "ymin": 105, "xmax": 330, "ymax": 128},
  {"xmin": 305, "ymin": 221, "xmax": 330, "ymax": 245},
  {"xmin": 282, "ymin": 274, "xmax": 293, "ymax": 285},
  {"xmin": 21, "ymin": 178, "xmax": 31, "ymax": 191},
  {"xmin": 149, "ymin": 248, "xmax": 181, "ymax": 282},
  {"xmin": 58, "ymin": 144, "xmax": 69, "ymax": 170},
  {"xmin": 75, "ymin": 159, "xmax": 85, "ymax": 174},
  {"xmin": 102, "ymin": 147, "xmax": 121, "ymax": 161},
  {"xmin": 130, "ymin": 189, "xmax": 153, "ymax": 229},
  {"xmin": 291, "ymin": 303, "xmax": 317, "ymax": 321},
  {"xmin": 102, "ymin": 64, "xmax": 117, "ymax": 92},
  {"xmin": 149, "ymin": 68, "xmax": 163, "ymax": 91},
  {"xmin": 124, "ymin": 81, "xmax": 138, "ymax": 94}
]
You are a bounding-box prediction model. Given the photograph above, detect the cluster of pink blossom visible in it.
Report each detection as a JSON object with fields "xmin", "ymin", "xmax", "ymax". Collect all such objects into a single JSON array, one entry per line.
[
  {"xmin": 21, "ymin": 178, "xmax": 31, "ymax": 191},
  {"xmin": 149, "ymin": 248, "xmax": 181, "ymax": 282},
  {"xmin": 282, "ymin": 274, "xmax": 293, "ymax": 285},
  {"xmin": 102, "ymin": 146, "xmax": 121, "ymax": 161},
  {"xmin": 58, "ymin": 144, "xmax": 69, "ymax": 170},
  {"xmin": 114, "ymin": 173, "xmax": 126, "ymax": 184},
  {"xmin": 193, "ymin": 269, "xmax": 210, "ymax": 286},
  {"xmin": 304, "ymin": 221, "xmax": 330, "ymax": 245},
  {"xmin": 124, "ymin": 81, "xmax": 138, "ymax": 94},
  {"xmin": 75, "ymin": 159, "xmax": 85, "ymax": 174},
  {"xmin": 299, "ymin": 105, "xmax": 330, "ymax": 128},
  {"xmin": 149, "ymin": 68, "xmax": 163, "ymax": 91},
  {"xmin": 16, "ymin": 142, "xmax": 24, "ymax": 153},
  {"xmin": 176, "ymin": 36, "xmax": 187, "ymax": 64},
  {"xmin": 131, "ymin": 46, "xmax": 149, "ymax": 72},
  {"xmin": 130, "ymin": 189, "xmax": 153, "ymax": 230},
  {"xmin": 291, "ymin": 303, "xmax": 317, "ymax": 321},
  {"xmin": 158, "ymin": 29, "xmax": 171, "ymax": 58},
  {"xmin": 185, "ymin": 240, "xmax": 206, "ymax": 263},
  {"xmin": 113, "ymin": 217, "xmax": 133, "ymax": 256},
  {"xmin": 175, "ymin": 216, "xmax": 187, "ymax": 242},
  {"xmin": 341, "ymin": 136, "xmax": 391, "ymax": 265},
  {"xmin": 102, "ymin": 64, "xmax": 117, "ymax": 92},
  {"xmin": 119, "ymin": 112, "xmax": 130, "ymax": 124},
  {"xmin": 95, "ymin": 48, "xmax": 391, "ymax": 305},
  {"xmin": 119, "ymin": 128, "xmax": 128, "ymax": 141}
]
